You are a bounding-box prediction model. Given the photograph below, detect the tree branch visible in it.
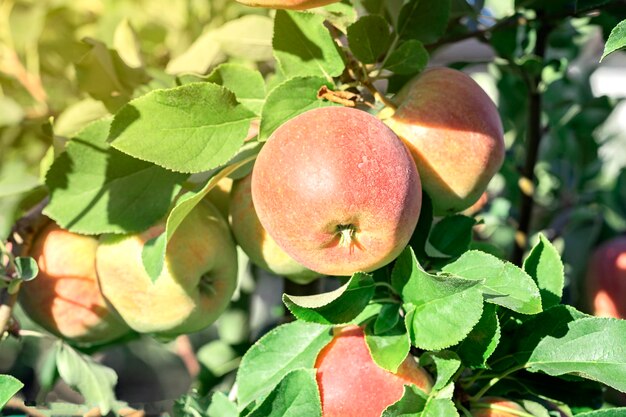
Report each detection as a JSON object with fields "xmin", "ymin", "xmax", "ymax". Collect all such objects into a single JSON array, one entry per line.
[{"xmin": 512, "ymin": 20, "xmax": 552, "ymax": 266}]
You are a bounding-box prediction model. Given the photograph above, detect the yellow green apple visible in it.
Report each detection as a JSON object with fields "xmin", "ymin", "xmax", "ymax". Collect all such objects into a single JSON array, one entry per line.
[
  {"xmin": 96, "ymin": 201, "xmax": 238, "ymax": 338},
  {"xmin": 471, "ymin": 397, "xmax": 527, "ymax": 417},
  {"xmin": 230, "ymin": 173, "xmax": 319, "ymax": 284}
]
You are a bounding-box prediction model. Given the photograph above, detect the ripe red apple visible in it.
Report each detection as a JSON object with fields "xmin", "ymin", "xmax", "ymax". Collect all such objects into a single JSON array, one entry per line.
[
  {"xmin": 19, "ymin": 222, "xmax": 130, "ymax": 345},
  {"xmin": 96, "ymin": 201, "xmax": 238, "ymax": 338},
  {"xmin": 384, "ymin": 67, "xmax": 505, "ymax": 215},
  {"xmin": 470, "ymin": 397, "xmax": 527, "ymax": 416},
  {"xmin": 585, "ymin": 236, "xmax": 626, "ymax": 319},
  {"xmin": 315, "ymin": 325, "xmax": 432, "ymax": 417},
  {"xmin": 235, "ymin": 0, "xmax": 340, "ymax": 9},
  {"xmin": 251, "ymin": 106, "xmax": 422, "ymax": 276},
  {"xmin": 229, "ymin": 173, "xmax": 319, "ymax": 284}
]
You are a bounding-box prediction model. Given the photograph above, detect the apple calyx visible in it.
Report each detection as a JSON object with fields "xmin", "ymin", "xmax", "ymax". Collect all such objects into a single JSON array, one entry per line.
[
  {"xmin": 336, "ymin": 224, "xmax": 359, "ymax": 251},
  {"xmin": 198, "ymin": 272, "xmax": 217, "ymax": 296}
]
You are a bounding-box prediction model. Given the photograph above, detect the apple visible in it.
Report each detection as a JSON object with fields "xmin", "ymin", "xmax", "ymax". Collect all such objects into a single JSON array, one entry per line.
[
  {"xmin": 315, "ymin": 325, "xmax": 432, "ymax": 417},
  {"xmin": 384, "ymin": 67, "xmax": 505, "ymax": 215},
  {"xmin": 585, "ymin": 236, "xmax": 626, "ymax": 319},
  {"xmin": 235, "ymin": 0, "xmax": 340, "ymax": 10},
  {"xmin": 251, "ymin": 106, "xmax": 422, "ymax": 276},
  {"xmin": 96, "ymin": 201, "xmax": 238, "ymax": 338},
  {"xmin": 470, "ymin": 397, "xmax": 527, "ymax": 417},
  {"xmin": 230, "ymin": 173, "xmax": 319, "ymax": 284},
  {"xmin": 19, "ymin": 222, "xmax": 130, "ymax": 345},
  {"xmin": 207, "ymin": 177, "xmax": 233, "ymax": 220}
]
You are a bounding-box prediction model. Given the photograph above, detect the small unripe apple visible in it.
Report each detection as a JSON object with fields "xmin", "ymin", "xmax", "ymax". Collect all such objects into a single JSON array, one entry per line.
[
  {"xmin": 96, "ymin": 201, "xmax": 238, "ymax": 338},
  {"xmin": 585, "ymin": 236, "xmax": 626, "ymax": 319},
  {"xmin": 470, "ymin": 397, "xmax": 527, "ymax": 417},
  {"xmin": 235, "ymin": 0, "xmax": 340, "ymax": 10},
  {"xmin": 251, "ymin": 106, "xmax": 422, "ymax": 276},
  {"xmin": 385, "ymin": 67, "xmax": 505, "ymax": 215},
  {"xmin": 315, "ymin": 325, "xmax": 432, "ymax": 417},
  {"xmin": 229, "ymin": 173, "xmax": 319, "ymax": 284},
  {"xmin": 19, "ymin": 222, "xmax": 130, "ymax": 345}
]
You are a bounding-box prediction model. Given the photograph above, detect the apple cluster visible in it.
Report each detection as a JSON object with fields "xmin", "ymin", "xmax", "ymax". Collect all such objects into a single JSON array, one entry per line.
[
  {"xmin": 18, "ymin": 65, "xmax": 507, "ymax": 417},
  {"xmin": 19, "ymin": 200, "xmax": 238, "ymax": 344},
  {"xmin": 249, "ymin": 68, "xmax": 505, "ymax": 277}
]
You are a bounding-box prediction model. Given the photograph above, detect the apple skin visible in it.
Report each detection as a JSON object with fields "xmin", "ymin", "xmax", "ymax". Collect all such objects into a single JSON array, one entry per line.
[
  {"xmin": 315, "ymin": 325, "xmax": 432, "ymax": 417},
  {"xmin": 96, "ymin": 201, "xmax": 238, "ymax": 338},
  {"xmin": 230, "ymin": 173, "xmax": 319, "ymax": 284},
  {"xmin": 235, "ymin": 0, "xmax": 340, "ymax": 10},
  {"xmin": 251, "ymin": 106, "xmax": 422, "ymax": 276},
  {"xmin": 385, "ymin": 67, "xmax": 505, "ymax": 216},
  {"xmin": 207, "ymin": 177, "xmax": 233, "ymax": 220},
  {"xmin": 585, "ymin": 236, "xmax": 626, "ymax": 319},
  {"xmin": 470, "ymin": 397, "xmax": 527, "ymax": 417},
  {"xmin": 19, "ymin": 222, "xmax": 130, "ymax": 345}
]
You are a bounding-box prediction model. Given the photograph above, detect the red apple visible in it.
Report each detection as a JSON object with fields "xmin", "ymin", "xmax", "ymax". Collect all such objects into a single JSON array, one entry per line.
[
  {"xmin": 230, "ymin": 173, "xmax": 319, "ymax": 284},
  {"xmin": 235, "ymin": 0, "xmax": 340, "ymax": 9},
  {"xmin": 385, "ymin": 68, "xmax": 505, "ymax": 215},
  {"xmin": 471, "ymin": 397, "xmax": 527, "ymax": 417},
  {"xmin": 251, "ymin": 106, "xmax": 422, "ymax": 276},
  {"xmin": 315, "ymin": 325, "xmax": 432, "ymax": 417},
  {"xmin": 585, "ymin": 236, "xmax": 626, "ymax": 319},
  {"xmin": 19, "ymin": 222, "xmax": 130, "ymax": 345}
]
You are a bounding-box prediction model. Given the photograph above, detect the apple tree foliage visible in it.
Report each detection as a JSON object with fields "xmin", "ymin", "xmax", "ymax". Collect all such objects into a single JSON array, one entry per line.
[{"xmin": 1, "ymin": 0, "xmax": 626, "ymax": 416}]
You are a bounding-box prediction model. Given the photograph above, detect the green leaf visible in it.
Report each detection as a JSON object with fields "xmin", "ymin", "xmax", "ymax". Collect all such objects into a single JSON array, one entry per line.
[
  {"xmin": 381, "ymin": 385, "xmax": 427, "ymax": 416},
  {"xmin": 454, "ymin": 303, "xmax": 501, "ymax": 369},
  {"xmin": 109, "ymin": 83, "xmax": 255, "ymax": 173},
  {"xmin": 429, "ymin": 215, "xmax": 476, "ymax": 258},
  {"xmin": 374, "ymin": 303, "xmax": 401, "ymax": 334},
  {"xmin": 165, "ymin": 30, "xmax": 224, "ymax": 75},
  {"xmin": 0, "ymin": 375, "xmax": 23, "ymax": 409},
  {"xmin": 197, "ymin": 341, "xmax": 239, "ymax": 378},
  {"xmin": 577, "ymin": 409, "xmax": 626, "ymax": 417},
  {"xmin": 393, "ymin": 247, "xmax": 484, "ymax": 350},
  {"xmin": 14, "ymin": 256, "xmax": 38, "ymax": 281},
  {"xmin": 247, "ymin": 369, "xmax": 322, "ymax": 417},
  {"xmin": 601, "ymin": 19, "xmax": 626, "ymax": 61},
  {"xmin": 527, "ymin": 317, "xmax": 626, "ymax": 393},
  {"xmin": 44, "ymin": 118, "xmax": 185, "ymax": 234},
  {"xmin": 421, "ymin": 398, "xmax": 459, "ymax": 417},
  {"xmin": 310, "ymin": 2, "xmax": 358, "ymax": 33},
  {"xmin": 215, "ymin": 15, "xmax": 274, "ymax": 62},
  {"xmin": 420, "ymin": 351, "xmax": 461, "ymax": 391},
  {"xmin": 113, "ymin": 19, "xmax": 143, "ymax": 69},
  {"xmin": 409, "ymin": 192, "xmax": 433, "ymax": 261},
  {"xmin": 259, "ymin": 76, "xmax": 337, "ymax": 141},
  {"xmin": 206, "ymin": 63, "xmax": 266, "ymax": 115},
  {"xmin": 55, "ymin": 342, "xmax": 118, "ymax": 415},
  {"xmin": 236, "ymin": 321, "xmax": 332, "ymax": 410},
  {"xmin": 273, "ymin": 10, "xmax": 345, "ymax": 80},
  {"xmin": 207, "ymin": 392, "xmax": 238, "ymax": 417},
  {"xmin": 397, "ymin": 0, "xmax": 452, "ymax": 44},
  {"xmin": 383, "ymin": 40, "xmax": 429, "ymax": 75},
  {"xmin": 523, "ymin": 234, "xmax": 564, "ymax": 310},
  {"xmin": 347, "ymin": 15, "xmax": 391, "ymax": 64},
  {"xmin": 284, "ymin": 273, "xmax": 375, "ymax": 324},
  {"xmin": 141, "ymin": 151, "xmax": 256, "ymax": 281},
  {"xmin": 365, "ymin": 319, "xmax": 410, "ymax": 373},
  {"xmin": 443, "ymin": 250, "xmax": 542, "ymax": 315},
  {"xmin": 75, "ymin": 38, "xmax": 149, "ymax": 112}
]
